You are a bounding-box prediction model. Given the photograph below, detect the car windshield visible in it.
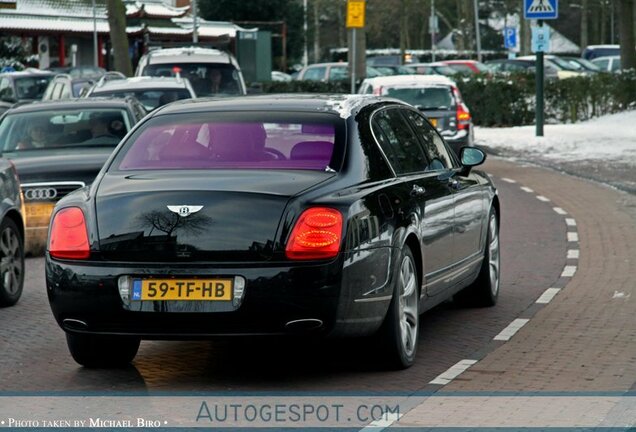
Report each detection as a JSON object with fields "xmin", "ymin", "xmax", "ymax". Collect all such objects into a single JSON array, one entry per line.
[
  {"xmin": 384, "ymin": 86, "xmax": 454, "ymax": 110},
  {"xmin": 0, "ymin": 108, "xmax": 132, "ymax": 152},
  {"xmin": 116, "ymin": 112, "xmax": 342, "ymax": 171},
  {"xmin": 14, "ymin": 76, "xmax": 53, "ymax": 99},
  {"xmin": 142, "ymin": 63, "xmax": 241, "ymax": 97},
  {"xmin": 90, "ymin": 89, "xmax": 192, "ymax": 110}
]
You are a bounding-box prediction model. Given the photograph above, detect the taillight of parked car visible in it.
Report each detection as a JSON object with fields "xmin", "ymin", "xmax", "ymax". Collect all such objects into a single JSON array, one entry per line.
[
  {"xmin": 48, "ymin": 207, "xmax": 90, "ymax": 259},
  {"xmin": 456, "ymin": 103, "xmax": 471, "ymax": 130},
  {"xmin": 285, "ymin": 207, "xmax": 343, "ymax": 260},
  {"xmin": 452, "ymin": 86, "xmax": 472, "ymax": 130}
]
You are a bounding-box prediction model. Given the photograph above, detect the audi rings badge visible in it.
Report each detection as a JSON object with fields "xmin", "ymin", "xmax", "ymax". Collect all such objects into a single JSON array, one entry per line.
[{"xmin": 24, "ymin": 188, "xmax": 58, "ymax": 201}]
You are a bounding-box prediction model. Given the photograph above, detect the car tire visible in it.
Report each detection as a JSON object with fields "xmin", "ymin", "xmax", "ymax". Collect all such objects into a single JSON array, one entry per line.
[
  {"xmin": 0, "ymin": 218, "xmax": 24, "ymax": 307},
  {"xmin": 378, "ymin": 245, "xmax": 419, "ymax": 369},
  {"xmin": 455, "ymin": 208, "xmax": 500, "ymax": 307},
  {"xmin": 66, "ymin": 333, "xmax": 140, "ymax": 368}
]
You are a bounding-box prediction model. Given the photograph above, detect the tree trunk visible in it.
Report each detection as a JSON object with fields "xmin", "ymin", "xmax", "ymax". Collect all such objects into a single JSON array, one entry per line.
[
  {"xmin": 313, "ymin": 0, "xmax": 320, "ymax": 62},
  {"xmin": 619, "ymin": 0, "xmax": 636, "ymax": 70},
  {"xmin": 106, "ymin": 0, "xmax": 132, "ymax": 76}
]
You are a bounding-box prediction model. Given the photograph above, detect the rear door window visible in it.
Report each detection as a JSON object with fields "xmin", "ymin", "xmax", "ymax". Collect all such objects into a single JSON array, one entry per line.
[
  {"xmin": 371, "ymin": 108, "xmax": 428, "ymax": 175},
  {"xmin": 404, "ymin": 110, "xmax": 455, "ymax": 170}
]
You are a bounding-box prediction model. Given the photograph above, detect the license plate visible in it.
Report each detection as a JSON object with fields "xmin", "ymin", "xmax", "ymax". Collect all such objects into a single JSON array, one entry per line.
[
  {"xmin": 25, "ymin": 202, "xmax": 56, "ymax": 227},
  {"xmin": 25, "ymin": 202, "xmax": 55, "ymax": 219},
  {"xmin": 429, "ymin": 118, "xmax": 438, "ymax": 127},
  {"xmin": 132, "ymin": 279, "xmax": 233, "ymax": 301}
]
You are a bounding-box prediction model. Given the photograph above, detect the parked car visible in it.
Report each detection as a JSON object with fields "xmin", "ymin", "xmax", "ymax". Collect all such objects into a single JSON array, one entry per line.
[
  {"xmin": 373, "ymin": 65, "xmax": 417, "ymax": 76},
  {"xmin": 0, "ymin": 158, "xmax": 25, "ymax": 307},
  {"xmin": 271, "ymin": 71, "xmax": 293, "ymax": 82},
  {"xmin": 358, "ymin": 75, "xmax": 474, "ymax": 155},
  {"xmin": 440, "ymin": 60, "xmax": 490, "ymax": 74},
  {"xmin": 409, "ymin": 62, "xmax": 458, "ymax": 76},
  {"xmin": 42, "ymin": 74, "xmax": 96, "ymax": 100},
  {"xmin": 486, "ymin": 58, "xmax": 560, "ymax": 80},
  {"xmin": 581, "ymin": 44, "xmax": 620, "ymax": 60},
  {"xmin": 295, "ymin": 62, "xmax": 385, "ymax": 81},
  {"xmin": 85, "ymin": 76, "xmax": 196, "ymax": 111},
  {"xmin": 517, "ymin": 55, "xmax": 584, "ymax": 79},
  {"xmin": 558, "ymin": 56, "xmax": 602, "ymax": 73},
  {"xmin": 591, "ymin": 55, "xmax": 621, "ymax": 72},
  {"xmin": 0, "ymin": 97, "xmax": 147, "ymax": 254},
  {"xmin": 367, "ymin": 54, "xmax": 421, "ymax": 66},
  {"xmin": 135, "ymin": 46, "xmax": 246, "ymax": 97},
  {"xmin": 0, "ymin": 69, "xmax": 55, "ymax": 106},
  {"xmin": 45, "ymin": 94, "xmax": 499, "ymax": 369}
]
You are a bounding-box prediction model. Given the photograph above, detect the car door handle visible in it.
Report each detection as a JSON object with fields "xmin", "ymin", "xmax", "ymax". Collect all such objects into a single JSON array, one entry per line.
[
  {"xmin": 410, "ymin": 185, "xmax": 426, "ymax": 197},
  {"xmin": 448, "ymin": 178, "xmax": 460, "ymax": 189}
]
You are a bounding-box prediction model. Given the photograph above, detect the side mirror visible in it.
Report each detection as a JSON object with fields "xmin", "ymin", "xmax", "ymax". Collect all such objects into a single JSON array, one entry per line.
[{"xmin": 459, "ymin": 147, "xmax": 486, "ymax": 173}]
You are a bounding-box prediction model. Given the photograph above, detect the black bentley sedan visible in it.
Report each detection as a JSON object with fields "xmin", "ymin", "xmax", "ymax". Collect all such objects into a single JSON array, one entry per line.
[
  {"xmin": 0, "ymin": 97, "xmax": 147, "ymax": 254},
  {"xmin": 45, "ymin": 95, "xmax": 500, "ymax": 369}
]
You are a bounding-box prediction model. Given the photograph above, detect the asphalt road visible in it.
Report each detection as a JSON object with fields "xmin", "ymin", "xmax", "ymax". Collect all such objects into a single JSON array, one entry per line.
[{"xmin": 0, "ymin": 158, "xmax": 569, "ymax": 393}]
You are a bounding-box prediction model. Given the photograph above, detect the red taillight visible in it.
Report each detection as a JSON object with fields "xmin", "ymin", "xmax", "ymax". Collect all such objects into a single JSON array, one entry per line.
[
  {"xmin": 285, "ymin": 207, "xmax": 343, "ymax": 260},
  {"xmin": 456, "ymin": 104, "xmax": 471, "ymax": 130},
  {"xmin": 48, "ymin": 207, "xmax": 90, "ymax": 260},
  {"xmin": 373, "ymin": 86, "xmax": 383, "ymax": 96}
]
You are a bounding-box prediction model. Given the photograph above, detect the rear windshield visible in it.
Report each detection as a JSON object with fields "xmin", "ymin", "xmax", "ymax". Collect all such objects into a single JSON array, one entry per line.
[
  {"xmin": 384, "ymin": 86, "xmax": 454, "ymax": 110},
  {"xmin": 115, "ymin": 112, "xmax": 343, "ymax": 172},
  {"xmin": 90, "ymin": 89, "xmax": 192, "ymax": 110},
  {"xmin": 142, "ymin": 63, "xmax": 241, "ymax": 97},
  {"xmin": 0, "ymin": 108, "xmax": 132, "ymax": 152},
  {"xmin": 15, "ymin": 76, "xmax": 54, "ymax": 99}
]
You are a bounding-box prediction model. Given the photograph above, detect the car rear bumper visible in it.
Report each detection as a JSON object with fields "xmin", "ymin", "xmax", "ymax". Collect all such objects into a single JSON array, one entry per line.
[{"xmin": 45, "ymin": 251, "xmax": 393, "ymax": 339}]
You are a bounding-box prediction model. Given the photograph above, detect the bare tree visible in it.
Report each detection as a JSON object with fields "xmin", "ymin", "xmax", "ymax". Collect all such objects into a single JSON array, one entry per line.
[
  {"xmin": 106, "ymin": 0, "xmax": 132, "ymax": 76},
  {"xmin": 619, "ymin": 0, "xmax": 635, "ymax": 70}
]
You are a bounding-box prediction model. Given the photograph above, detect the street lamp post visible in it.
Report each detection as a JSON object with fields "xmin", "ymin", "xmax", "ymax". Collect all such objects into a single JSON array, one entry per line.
[{"xmin": 473, "ymin": 0, "xmax": 482, "ymax": 62}]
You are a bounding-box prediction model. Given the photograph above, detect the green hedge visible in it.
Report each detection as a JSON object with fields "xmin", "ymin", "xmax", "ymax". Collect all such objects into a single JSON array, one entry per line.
[{"xmin": 258, "ymin": 70, "xmax": 636, "ymax": 127}]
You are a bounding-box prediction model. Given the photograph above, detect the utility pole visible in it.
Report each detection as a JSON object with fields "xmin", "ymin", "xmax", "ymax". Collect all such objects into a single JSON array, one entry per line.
[
  {"xmin": 473, "ymin": 0, "xmax": 481, "ymax": 62},
  {"xmin": 92, "ymin": 0, "xmax": 98, "ymax": 67},
  {"xmin": 431, "ymin": 0, "xmax": 436, "ymax": 62},
  {"xmin": 303, "ymin": 0, "xmax": 308, "ymax": 68},
  {"xmin": 192, "ymin": 0, "xmax": 199, "ymax": 44}
]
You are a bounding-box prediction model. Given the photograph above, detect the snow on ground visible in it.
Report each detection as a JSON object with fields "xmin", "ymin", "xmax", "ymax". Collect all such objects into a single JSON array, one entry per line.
[{"xmin": 475, "ymin": 110, "xmax": 636, "ymax": 164}]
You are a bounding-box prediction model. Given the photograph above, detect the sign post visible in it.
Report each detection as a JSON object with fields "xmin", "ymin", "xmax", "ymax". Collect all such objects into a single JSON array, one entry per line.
[
  {"xmin": 346, "ymin": 0, "xmax": 365, "ymax": 94},
  {"xmin": 524, "ymin": 0, "xmax": 558, "ymax": 137}
]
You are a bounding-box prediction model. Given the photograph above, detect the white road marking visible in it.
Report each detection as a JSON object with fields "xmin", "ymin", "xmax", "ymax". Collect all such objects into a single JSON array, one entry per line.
[
  {"xmin": 612, "ymin": 291, "xmax": 631, "ymax": 300},
  {"xmin": 501, "ymin": 178, "xmax": 517, "ymax": 184},
  {"xmin": 362, "ymin": 412, "xmax": 402, "ymax": 430},
  {"xmin": 553, "ymin": 207, "xmax": 567, "ymax": 215},
  {"xmin": 536, "ymin": 195, "xmax": 550, "ymax": 202},
  {"xmin": 536, "ymin": 288, "xmax": 561, "ymax": 304},
  {"xmin": 565, "ymin": 218, "xmax": 577, "ymax": 226},
  {"xmin": 561, "ymin": 265, "xmax": 577, "ymax": 278},
  {"xmin": 494, "ymin": 318, "xmax": 530, "ymax": 341},
  {"xmin": 429, "ymin": 359, "xmax": 478, "ymax": 385},
  {"xmin": 520, "ymin": 186, "xmax": 534, "ymax": 193},
  {"xmin": 567, "ymin": 232, "xmax": 579, "ymax": 242},
  {"xmin": 567, "ymin": 249, "xmax": 580, "ymax": 259}
]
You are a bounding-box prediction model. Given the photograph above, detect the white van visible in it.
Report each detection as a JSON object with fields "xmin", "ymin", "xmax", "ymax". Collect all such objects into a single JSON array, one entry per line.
[{"xmin": 135, "ymin": 47, "xmax": 246, "ymax": 97}]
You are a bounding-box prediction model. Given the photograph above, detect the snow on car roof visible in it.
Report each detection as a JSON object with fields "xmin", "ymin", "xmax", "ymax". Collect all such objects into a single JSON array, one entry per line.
[{"xmin": 361, "ymin": 74, "xmax": 456, "ymax": 87}]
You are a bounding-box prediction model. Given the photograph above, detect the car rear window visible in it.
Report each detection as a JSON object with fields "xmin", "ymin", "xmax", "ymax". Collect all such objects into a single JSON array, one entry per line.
[
  {"xmin": 15, "ymin": 76, "xmax": 53, "ymax": 99},
  {"xmin": 115, "ymin": 112, "xmax": 343, "ymax": 172},
  {"xmin": 142, "ymin": 63, "xmax": 241, "ymax": 97},
  {"xmin": 90, "ymin": 89, "xmax": 192, "ymax": 110},
  {"xmin": 383, "ymin": 86, "xmax": 454, "ymax": 110}
]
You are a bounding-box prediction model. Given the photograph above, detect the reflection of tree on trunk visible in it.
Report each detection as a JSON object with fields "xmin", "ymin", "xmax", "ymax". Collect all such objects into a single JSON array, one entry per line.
[{"xmin": 136, "ymin": 211, "xmax": 213, "ymax": 238}]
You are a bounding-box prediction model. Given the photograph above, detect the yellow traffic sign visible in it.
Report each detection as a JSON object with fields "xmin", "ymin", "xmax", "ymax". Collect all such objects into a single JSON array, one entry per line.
[{"xmin": 346, "ymin": 0, "xmax": 366, "ymax": 28}]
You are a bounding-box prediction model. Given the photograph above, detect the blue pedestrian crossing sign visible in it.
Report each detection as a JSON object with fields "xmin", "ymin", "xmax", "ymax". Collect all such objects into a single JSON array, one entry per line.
[
  {"xmin": 503, "ymin": 27, "xmax": 517, "ymax": 49},
  {"xmin": 524, "ymin": 0, "xmax": 558, "ymax": 20}
]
